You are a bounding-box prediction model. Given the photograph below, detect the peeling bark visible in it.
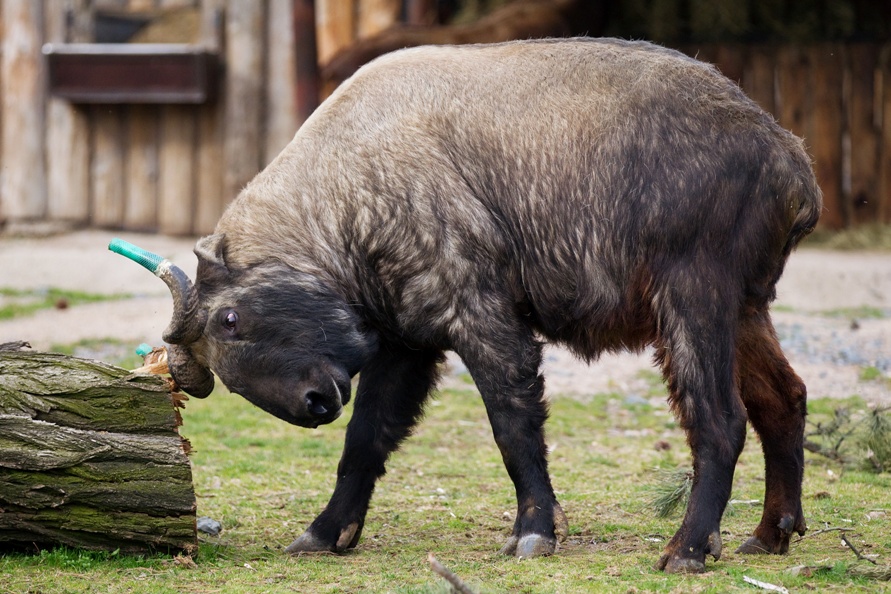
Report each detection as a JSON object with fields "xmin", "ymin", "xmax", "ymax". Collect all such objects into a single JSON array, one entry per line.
[{"xmin": 0, "ymin": 351, "xmax": 197, "ymax": 555}]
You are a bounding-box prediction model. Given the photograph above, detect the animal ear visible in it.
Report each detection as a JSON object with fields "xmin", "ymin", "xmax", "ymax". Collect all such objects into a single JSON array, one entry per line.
[{"xmin": 194, "ymin": 234, "xmax": 229, "ymax": 283}]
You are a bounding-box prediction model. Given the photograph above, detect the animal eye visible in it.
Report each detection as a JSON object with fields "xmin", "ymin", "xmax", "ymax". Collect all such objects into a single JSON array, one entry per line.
[{"xmin": 222, "ymin": 311, "xmax": 238, "ymax": 331}]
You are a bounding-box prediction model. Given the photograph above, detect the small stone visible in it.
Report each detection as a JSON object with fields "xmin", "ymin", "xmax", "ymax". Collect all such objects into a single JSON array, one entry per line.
[{"xmin": 197, "ymin": 516, "xmax": 222, "ymax": 536}]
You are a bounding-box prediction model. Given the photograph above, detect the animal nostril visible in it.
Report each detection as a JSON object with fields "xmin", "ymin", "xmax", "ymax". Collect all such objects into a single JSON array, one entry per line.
[{"xmin": 305, "ymin": 391, "xmax": 328, "ymax": 417}]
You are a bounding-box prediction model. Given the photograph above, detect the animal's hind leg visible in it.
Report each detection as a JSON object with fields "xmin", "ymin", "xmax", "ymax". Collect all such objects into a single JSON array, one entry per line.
[
  {"xmin": 654, "ymin": 269, "xmax": 748, "ymax": 573},
  {"xmin": 735, "ymin": 309, "xmax": 807, "ymax": 555}
]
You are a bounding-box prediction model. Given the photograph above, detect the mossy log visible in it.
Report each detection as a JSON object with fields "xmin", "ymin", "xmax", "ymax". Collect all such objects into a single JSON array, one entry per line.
[{"xmin": 0, "ymin": 349, "xmax": 197, "ymax": 555}]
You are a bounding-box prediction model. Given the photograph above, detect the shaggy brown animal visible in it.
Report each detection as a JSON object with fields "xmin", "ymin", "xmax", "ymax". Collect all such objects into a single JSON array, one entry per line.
[{"xmin": 126, "ymin": 38, "xmax": 820, "ymax": 573}]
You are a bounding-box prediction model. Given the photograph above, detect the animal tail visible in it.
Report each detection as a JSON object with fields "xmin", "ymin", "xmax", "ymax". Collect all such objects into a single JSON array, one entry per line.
[{"xmin": 781, "ymin": 143, "xmax": 823, "ymax": 259}]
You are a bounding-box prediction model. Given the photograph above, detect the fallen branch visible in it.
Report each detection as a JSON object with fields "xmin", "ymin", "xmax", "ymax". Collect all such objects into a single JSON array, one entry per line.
[
  {"xmin": 427, "ymin": 553, "xmax": 477, "ymax": 594},
  {"xmin": 842, "ymin": 534, "xmax": 878, "ymax": 565},
  {"xmin": 792, "ymin": 526, "xmax": 854, "ymax": 543},
  {"xmin": 742, "ymin": 575, "xmax": 789, "ymax": 593}
]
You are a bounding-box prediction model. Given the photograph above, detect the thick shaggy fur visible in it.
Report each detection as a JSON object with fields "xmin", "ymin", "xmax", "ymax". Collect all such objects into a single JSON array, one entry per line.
[{"xmin": 176, "ymin": 38, "xmax": 821, "ymax": 572}]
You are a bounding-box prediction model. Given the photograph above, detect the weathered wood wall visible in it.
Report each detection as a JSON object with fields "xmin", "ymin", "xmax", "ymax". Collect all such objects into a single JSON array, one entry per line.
[
  {"xmin": 0, "ymin": 1, "xmax": 888, "ymax": 234},
  {"xmin": 689, "ymin": 42, "xmax": 891, "ymax": 229}
]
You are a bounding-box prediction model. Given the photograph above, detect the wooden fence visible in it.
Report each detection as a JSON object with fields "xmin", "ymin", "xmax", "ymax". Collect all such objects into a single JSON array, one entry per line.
[
  {"xmin": 687, "ymin": 42, "xmax": 891, "ymax": 229},
  {"xmin": 0, "ymin": 0, "xmax": 889, "ymax": 235},
  {"xmin": 0, "ymin": 0, "xmax": 401, "ymax": 236}
]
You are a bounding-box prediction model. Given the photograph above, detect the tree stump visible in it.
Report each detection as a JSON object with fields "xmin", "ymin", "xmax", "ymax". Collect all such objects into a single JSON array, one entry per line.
[{"xmin": 0, "ymin": 347, "xmax": 197, "ymax": 555}]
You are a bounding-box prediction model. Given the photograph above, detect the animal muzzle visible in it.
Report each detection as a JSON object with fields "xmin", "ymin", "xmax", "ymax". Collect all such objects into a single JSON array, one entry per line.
[
  {"xmin": 109, "ymin": 238, "xmax": 214, "ymax": 398},
  {"xmin": 282, "ymin": 366, "xmax": 349, "ymax": 428}
]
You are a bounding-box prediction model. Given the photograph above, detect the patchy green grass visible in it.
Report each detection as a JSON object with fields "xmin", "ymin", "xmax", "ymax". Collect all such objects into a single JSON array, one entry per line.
[
  {"xmin": 0, "ymin": 287, "xmax": 130, "ymax": 320},
  {"xmin": 822, "ymin": 306, "xmax": 890, "ymax": 321},
  {"xmin": 3, "ymin": 381, "xmax": 891, "ymax": 592},
  {"xmin": 860, "ymin": 366, "xmax": 885, "ymax": 382}
]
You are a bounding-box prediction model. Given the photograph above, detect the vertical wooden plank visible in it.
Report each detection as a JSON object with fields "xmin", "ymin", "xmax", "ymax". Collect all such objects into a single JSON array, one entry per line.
[
  {"xmin": 742, "ymin": 45, "xmax": 776, "ymax": 116},
  {"xmin": 194, "ymin": 0, "xmax": 225, "ymax": 234},
  {"xmin": 293, "ymin": 0, "xmax": 320, "ymax": 126},
  {"xmin": 405, "ymin": 0, "xmax": 436, "ymax": 26},
  {"xmin": 90, "ymin": 106, "xmax": 126, "ymax": 228},
  {"xmin": 124, "ymin": 105, "xmax": 160, "ymax": 231},
  {"xmin": 265, "ymin": 0, "xmax": 297, "ymax": 165},
  {"xmin": 1, "ymin": 0, "xmax": 46, "ymax": 221},
  {"xmin": 45, "ymin": 0, "xmax": 91, "ymax": 225},
  {"xmin": 775, "ymin": 45, "xmax": 810, "ymax": 142},
  {"xmin": 0, "ymin": 1, "xmax": 4, "ymax": 226},
  {"xmin": 846, "ymin": 44, "xmax": 880, "ymax": 226},
  {"xmin": 316, "ymin": 0, "xmax": 353, "ymax": 64},
  {"xmin": 879, "ymin": 44, "xmax": 891, "ymax": 224},
  {"xmin": 317, "ymin": 0, "xmax": 355, "ymax": 100},
  {"xmin": 810, "ymin": 44, "xmax": 846, "ymax": 229},
  {"xmin": 222, "ymin": 0, "xmax": 266, "ymax": 207},
  {"xmin": 358, "ymin": 0, "xmax": 399, "ymax": 38},
  {"xmin": 713, "ymin": 43, "xmax": 744, "ymax": 86},
  {"xmin": 158, "ymin": 105, "xmax": 197, "ymax": 235}
]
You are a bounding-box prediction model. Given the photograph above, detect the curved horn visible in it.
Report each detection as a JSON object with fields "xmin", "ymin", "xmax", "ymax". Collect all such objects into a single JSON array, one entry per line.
[{"xmin": 109, "ymin": 239, "xmax": 207, "ymax": 344}]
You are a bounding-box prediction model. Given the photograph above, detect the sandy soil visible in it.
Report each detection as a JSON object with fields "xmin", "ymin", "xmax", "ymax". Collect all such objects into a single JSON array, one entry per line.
[{"xmin": 1, "ymin": 230, "xmax": 889, "ymax": 404}]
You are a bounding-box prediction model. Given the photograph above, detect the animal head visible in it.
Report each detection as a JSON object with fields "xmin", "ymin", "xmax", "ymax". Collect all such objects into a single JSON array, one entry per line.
[{"xmin": 110, "ymin": 236, "xmax": 374, "ymax": 428}]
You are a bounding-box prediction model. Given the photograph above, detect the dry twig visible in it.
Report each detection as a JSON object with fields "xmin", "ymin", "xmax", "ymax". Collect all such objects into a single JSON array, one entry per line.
[
  {"xmin": 427, "ymin": 553, "xmax": 477, "ymax": 594},
  {"xmin": 842, "ymin": 534, "xmax": 878, "ymax": 565},
  {"xmin": 792, "ymin": 526, "xmax": 854, "ymax": 543}
]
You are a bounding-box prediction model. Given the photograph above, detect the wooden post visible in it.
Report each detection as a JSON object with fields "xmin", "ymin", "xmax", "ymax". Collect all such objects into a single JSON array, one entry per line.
[
  {"xmin": 124, "ymin": 105, "xmax": 160, "ymax": 231},
  {"xmin": 775, "ymin": 45, "xmax": 810, "ymax": 142},
  {"xmin": 405, "ymin": 0, "xmax": 437, "ymax": 26},
  {"xmin": 45, "ymin": 0, "xmax": 91, "ymax": 226},
  {"xmin": 194, "ymin": 0, "xmax": 226, "ymax": 235},
  {"xmin": 265, "ymin": 0, "xmax": 298, "ymax": 165},
  {"xmin": 91, "ymin": 106, "xmax": 127, "ymax": 229},
  {"xmin": 222, "ymin": 0, "xmax": 266, "ymax": 210},
  {"xmin": 358, "ymin": 0, "xmax": 401, "ymax": 38},
  {"xmin": 810, "ymin": 44, "xmax": 846, "ymax": 229},
  {"xmin": 293, "ymin": 0, "xmax": 320, "ymax": 127},
  {"xmin": 713, "ymin": 43, "xmax": 744, "ymax": 86},
  {"xmin": 1, "ymin": 0, "xmax": 47, "ymax": 223},
  {"xmin": 743, "ymin": 45, "xmax": 776, "ymax": 116},
  {"xmin": 316, "ymin": 0, "xmax": 354, "ymax": 65},
  {"xmin": 879, "ymin": 45, "xmax": 891, "ymax": 224},
  {"xmin": 846, "ymin": 44, "xmax": 880, "ymax": 226},
  {"xmin": 158, "ymin": 105, "xmax": 197, "ymax": 235},
  {"xmin": 0, "ymin": 350, "xmax": 197, "ymax": 555},
  {"xmin": 317, "ymin": 0, "xmax": 355, "ymax": 97}
]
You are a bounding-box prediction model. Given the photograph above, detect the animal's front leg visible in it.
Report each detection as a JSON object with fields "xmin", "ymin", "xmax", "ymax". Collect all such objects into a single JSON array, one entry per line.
[
  {"xmin": 285, "ymin": 346, "xmax": 442, "ymax": 554},
  {"xmin": 456, "ymin": 325, "xmax": 567, "ymax": 558}
]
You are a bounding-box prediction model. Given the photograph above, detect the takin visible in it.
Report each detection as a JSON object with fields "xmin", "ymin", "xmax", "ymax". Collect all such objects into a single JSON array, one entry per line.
[{"xmin": 111, "ymin": 38, "xmax": 821, "ymax": 573}]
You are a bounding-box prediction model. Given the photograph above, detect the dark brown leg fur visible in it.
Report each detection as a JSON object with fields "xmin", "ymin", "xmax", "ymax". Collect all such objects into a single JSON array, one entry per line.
[{"xmin": 735, "ymin": 309, "xmax": 807, "ymax": 555}]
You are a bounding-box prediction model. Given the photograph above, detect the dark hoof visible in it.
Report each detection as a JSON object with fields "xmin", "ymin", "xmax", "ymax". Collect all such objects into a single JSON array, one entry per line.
[
  {"xmin": 499, "ymin": 502, "xmax": 567, "ymax": 557},
  {"xmin": 737, "ymin": 513, "xmax": 806, "ymax": 555},
  {"xmin": 285, "ymin": 531, "xmax": 332, "ymax": 554},
  {"xmin": 656, "ymin": 531, "xmax": 721, "ymax": 573},
  {"xmin": 657, "ymin": 554, "xmax": 707, "ymax": 574},
  {"xmin": 285, "ymin": 522, "xmax": 359, "ymax": 555},
  {"xmin": 736, "ymin": 536, "xmax": 771, "ymax": 555}
]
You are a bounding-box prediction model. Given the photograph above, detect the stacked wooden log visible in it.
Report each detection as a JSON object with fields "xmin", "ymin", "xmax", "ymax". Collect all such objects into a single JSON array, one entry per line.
[{"xmin": 0, "ymin": 346, "xmax": 197, "ymax": 554}]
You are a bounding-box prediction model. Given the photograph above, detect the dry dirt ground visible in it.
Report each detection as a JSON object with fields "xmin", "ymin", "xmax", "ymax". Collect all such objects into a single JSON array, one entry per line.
[{"xmin": 1, "ymin": 230, "xmax": 889, "ymax": 405}]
